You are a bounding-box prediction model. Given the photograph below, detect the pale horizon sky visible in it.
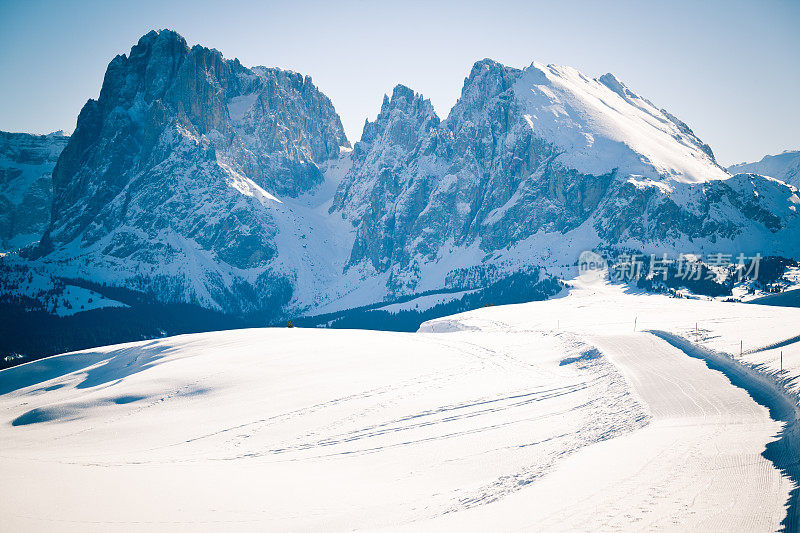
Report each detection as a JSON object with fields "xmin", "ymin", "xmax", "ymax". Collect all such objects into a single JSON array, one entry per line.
[{"xmin": 0, "ymin": 0, "xmax": 798, "ymax": 165}]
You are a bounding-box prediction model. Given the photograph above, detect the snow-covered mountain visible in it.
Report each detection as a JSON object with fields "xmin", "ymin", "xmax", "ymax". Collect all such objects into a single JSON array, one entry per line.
[
  {"xmin": 32, "ymin": 29, "xmax": 350, "ymax": 315},
  {"xmin": 331, "ymin": 60, "xmax": 799, "ymax": 298},
  {"xmin": 2, "ymin": 30, "xmax": 799, "ymax": 358},
  {"xmin": 729, "ymin": 150, "xmax": 800, "ymax": 188},
  {"xmin": 0, "ymin": 131, "xmax": 68, "ymax": 251}
]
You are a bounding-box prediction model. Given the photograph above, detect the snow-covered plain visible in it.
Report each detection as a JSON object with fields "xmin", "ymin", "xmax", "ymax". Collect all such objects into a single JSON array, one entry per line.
[{"xmin": 1, "ymin": 280, "xmax": 799, "ymax": 531}]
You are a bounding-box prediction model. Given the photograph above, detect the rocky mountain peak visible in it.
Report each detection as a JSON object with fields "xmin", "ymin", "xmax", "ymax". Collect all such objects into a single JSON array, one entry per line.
[
  {"xmin": 382, "ymin": 85, "xmax": 431, "ymax": 114},
  {"xmin": 462, "ymin": 59, "xmax": 520, "ymax": 94},
  {"xmin": 357, "ymin": 85, "xmax": 439, "ymax": 154},
  {"xmin": 100, "ymin": 29, "xmax": 192, "ymax": 110},
  {"xmin": 4, "ymin": 33, "xmax": 798, "ymax": 329},
  {"xmin": 448, "ymin": 59, "xmax": 521, "ymax": 128},
  {"xmin": 28, "ymin": 30, "xmax": 352, "ymax": 314},
  {"xmin": 44, "ymin": 28, "xmax": 350, "ymax": 253}
]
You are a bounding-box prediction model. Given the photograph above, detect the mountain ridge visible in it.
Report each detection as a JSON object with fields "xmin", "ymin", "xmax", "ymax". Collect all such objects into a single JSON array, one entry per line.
[
  {"xmin": 728, "ymin": 150, "xmax": 800, "ymax": 188},
  {"xmin": 1, "ymin": 29, "xmax": 798, "ymax": 363}
]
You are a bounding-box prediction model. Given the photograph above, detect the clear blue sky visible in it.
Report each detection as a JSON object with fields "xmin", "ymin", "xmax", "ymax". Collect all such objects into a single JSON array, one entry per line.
[{"xmin": 1, "ymin": 0, "xmax": 797, "ymax": 165}]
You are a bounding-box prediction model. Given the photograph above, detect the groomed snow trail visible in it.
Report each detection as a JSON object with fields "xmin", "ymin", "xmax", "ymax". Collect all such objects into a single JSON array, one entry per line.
[
  {"xmin": 1, "ymin": 281, "xmax": 798, "ymax": 531},
  {"xmin": 585, "ymin": 334, "xmax": 787, "ymax": 531},
  {"xmin": 407, "ymin": 331, "xmax": 790, "ymax": 531}
]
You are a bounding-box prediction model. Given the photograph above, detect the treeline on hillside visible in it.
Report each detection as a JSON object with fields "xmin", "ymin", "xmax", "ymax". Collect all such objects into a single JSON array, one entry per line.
[
  {"xmin": 296, "ymin": 270, "xmax": 564, "ymax": 332},
  {"xmin": 0, "ymin": 301, "xmax": 252, "ymax": 370}
]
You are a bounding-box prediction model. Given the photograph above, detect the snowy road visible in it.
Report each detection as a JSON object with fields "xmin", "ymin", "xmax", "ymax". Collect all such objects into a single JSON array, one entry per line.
[
  {"xmin": 405, "ymin": 325, "xmax": 792, "ymax": 531},
  {"xmin": 1, "ymin": 282, "xmax": 798, "ymax": 531}
]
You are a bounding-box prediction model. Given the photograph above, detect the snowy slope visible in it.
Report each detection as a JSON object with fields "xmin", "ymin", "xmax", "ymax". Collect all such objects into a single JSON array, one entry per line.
[
  {"xmin": 0, "ymin": 267, "xmax": 126, "ymax": 316},
  {"xmin": 1, "ymin": 281, "xmax": 798, "ymax": 530},
  {"xmin": 515, "ymin": 65, "xmax": 726, "ymax": 183},
  {"xmin": 729, "ymin": 150, "xmax": 800, "ymax": 188}
]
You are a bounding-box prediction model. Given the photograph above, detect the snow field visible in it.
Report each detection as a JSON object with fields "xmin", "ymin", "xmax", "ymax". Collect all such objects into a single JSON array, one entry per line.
[{"xmin": 1, "ymin": 280, "xmax": 799, "ymax": 530}]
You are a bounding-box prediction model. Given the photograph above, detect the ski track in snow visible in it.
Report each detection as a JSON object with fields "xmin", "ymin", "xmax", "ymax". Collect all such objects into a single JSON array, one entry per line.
[{"xmin": 1, "ymin": 281, "xmax": 798, "ymax": 531}]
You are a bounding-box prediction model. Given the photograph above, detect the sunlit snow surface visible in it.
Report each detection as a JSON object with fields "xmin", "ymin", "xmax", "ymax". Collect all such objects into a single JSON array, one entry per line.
[
  {"xmin": 515, "ymin": 64, "xmax": 728, "ymax": 183},
  {"xmin": 729, "ymin": 150, "xmax": 800, "ymax": 189},
  {"xmin": 1, "ymin": 280, "xmax": 798, "ymax": 531}
]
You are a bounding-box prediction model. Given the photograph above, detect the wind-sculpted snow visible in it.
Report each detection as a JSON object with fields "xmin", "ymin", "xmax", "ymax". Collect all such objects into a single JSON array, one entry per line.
[
  {"xmin": 0, "ymin": 312, "xmax": 649, "ymax": 529},
  {"xmin": 0, "ymin": 131, "xmax": 68, "ymax": 251},
  {"xmin": 523, "ymin": 66, "xmax": 727, "ymax": 182}
]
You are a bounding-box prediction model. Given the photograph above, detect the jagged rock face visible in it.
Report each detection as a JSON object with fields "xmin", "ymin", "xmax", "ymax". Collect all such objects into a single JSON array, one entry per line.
[
  {"xmin": 46, "ymin": 29, "xmax": 348, "ymax": 249},
  {"xmin": 6, "ymin": 33, "xmax": 799, "ymax": 320},
  {"xmin": 333, "ymin": 61, "xmax": 617, "ymax": 289},
  {"xmin": 437, "ymin": 61, "xmax": 616, "ymax": 251},
  {"xmin": 37, "ymin": 30, "xmax": 349, "ymax": 313},
  {"xmin": 0, "ymin": 131, "xmax": 68, "ymax": 251},
  {"xmin": 332, "ymin": 60, "xmax": 799, "ymax": 295},
  {"xmin": 331, "ymin": 85, "xmax": 441, "ymax": 273},
  {"xmin": 593, "ymin": 174, "xmax": 799, "ymax": 248}
]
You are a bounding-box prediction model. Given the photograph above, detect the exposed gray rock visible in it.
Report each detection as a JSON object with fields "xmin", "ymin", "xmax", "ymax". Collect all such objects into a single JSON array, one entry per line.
[
  {"xmin": 331, "ymin": 60, "xmax": 798, "ymax": 298},
  {"xmin": 0, "ymin": 131, "xmax": 68, "ymax": 251},
  {"xmin": 4, "ymin": 32, "xmax": 798, "ymax": 322},
  {"xmin": 32, "ymin": 30, "xmax": 349, "ymax": 314}
]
